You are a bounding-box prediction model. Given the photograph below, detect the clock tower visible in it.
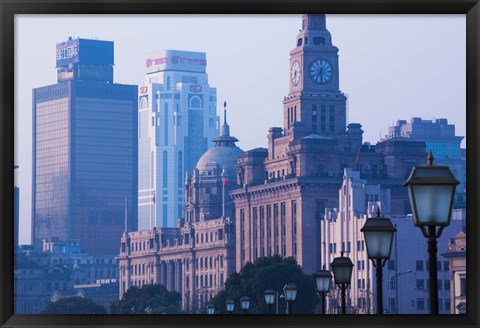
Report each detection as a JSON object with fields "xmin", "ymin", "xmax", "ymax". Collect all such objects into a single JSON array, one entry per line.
[{"xmin": 284, "ymin": 14, "xmax": 347, "ymax": 138}]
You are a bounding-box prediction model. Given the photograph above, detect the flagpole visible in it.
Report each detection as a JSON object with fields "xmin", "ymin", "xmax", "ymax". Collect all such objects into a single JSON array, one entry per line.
[
  {"xmin": 222, "ymin": 168, "xmax": 225, "ymax": 218},
  {"xmin": 124, "ymin": 197, "xmax": 128, "ymax": 233}
]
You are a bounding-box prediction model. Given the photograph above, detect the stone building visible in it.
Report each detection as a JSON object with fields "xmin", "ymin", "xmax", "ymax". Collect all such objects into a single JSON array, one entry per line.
[
  {"xmin": 231, "ymin": 14, "xmax": 428, "ymax": 274},
  {"xmin": 320, "ymin": 169, "xmax": 462, "ymax": 314},
  {"xmin": 117, "ymin": 107, "xmax": 241, "ymax": 312},
  {"xmin": 441, "ymin": 230, "xmax": 466, "ymax": 314}
]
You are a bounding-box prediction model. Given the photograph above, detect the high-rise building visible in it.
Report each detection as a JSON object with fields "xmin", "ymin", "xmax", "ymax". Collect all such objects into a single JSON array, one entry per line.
[
  {"xmin": 231, "ymin": 14, "xmax": 427, "ymax": 274},
  {"xmin": 32, "ymin": 37, "xmax": 138, "ymax": 256},
  {"xmin": 14, "ymin": 165, "xmax": 19, "ymax": 249},
  {"xmin": 137, "ymin": 50, "xmax": 220, "ymax": 230}
]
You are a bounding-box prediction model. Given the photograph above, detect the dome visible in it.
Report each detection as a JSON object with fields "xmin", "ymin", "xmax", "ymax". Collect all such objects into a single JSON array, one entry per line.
[
  {"xmin": 195, "ymin": 102, "xmax": 244, "ymax": 176},
  {"xmin": 196, "ymin": 144, "xmax": 244, "ymax": 175}
]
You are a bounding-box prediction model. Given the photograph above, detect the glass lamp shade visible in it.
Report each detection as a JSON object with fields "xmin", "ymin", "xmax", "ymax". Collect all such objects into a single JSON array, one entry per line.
[
  {"xmin": 361, "ymin": 217, "xmax": 396, "ymax": 259},
  {"xmin": 264, "ymin": 289, "xmax": 275, "ymax": 305},
  {"xmin": 331, "ymin": 255, "xmax": 354, "ymax": 285},
  {"xmin": 404, "ymin": 164, "xmax": 459, "ymax": 227},
  {"xmin": 314, "ymin": 269, "xmax": 332, "ymax": 293},
  {"xmin": 207, "ymin": 304, "xmax": 215, "ymax": 314},
  {"xmin": 225, "ymin": 300, "xmax": 234, "ymax": 312},
  {"xmin": 283, "ymin": 283, "xmax": 297, "ymax": 301},
  {"xmin": 240, "ymin": 296, "xmax": 250, "ymax": 310}
]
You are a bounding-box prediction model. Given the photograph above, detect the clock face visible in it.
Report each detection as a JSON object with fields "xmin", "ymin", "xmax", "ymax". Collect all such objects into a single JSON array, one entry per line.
[
  {"xmin": 291, "ymin": 60, "xmax": 301, "ymax": 86},
  {"xmin": 309, "ymin": 58, "xmax": 334, "ymax": 85}
]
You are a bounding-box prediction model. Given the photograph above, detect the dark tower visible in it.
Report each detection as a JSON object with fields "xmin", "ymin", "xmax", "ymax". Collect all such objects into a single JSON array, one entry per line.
[{"xmin": 284, "ymin": 14, "xmax": 347, "ymax": 138}]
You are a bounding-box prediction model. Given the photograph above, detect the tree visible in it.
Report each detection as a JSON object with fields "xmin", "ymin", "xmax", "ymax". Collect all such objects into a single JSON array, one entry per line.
[
  {"xmin": 207, "ymin": 255, "xmax": 319, "ymax": 314},
  {"xmin": 40, "ymin": 296, "xmax": 107, "ymax": 314},
  {"xmin": 110, "ymin": 284, "xmax": 182, "ymax": 314}
]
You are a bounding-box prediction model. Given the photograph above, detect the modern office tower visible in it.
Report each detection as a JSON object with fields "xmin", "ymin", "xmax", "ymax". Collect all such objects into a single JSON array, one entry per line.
[
  {"xmin": 231, "ymin": 14, "xmax": 427, "ymax": 274},
  {"xmin": 137, "ymin": 50, "xmax": 219, "ymax": 230},
  {"xmin": 14, "ymin": 165, "xmax": 19, "ymax": 249},
  {"xmin": 32, "ymin": 37, "xmax": 138, "ymax": 256},
  {"xmin": 320, "ymin": 169, "xmax": 463, "ymax": 314}
]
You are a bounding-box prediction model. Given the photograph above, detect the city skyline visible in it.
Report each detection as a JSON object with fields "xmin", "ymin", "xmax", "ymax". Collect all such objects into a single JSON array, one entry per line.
[{"xmin": 15, "ymin": 14, "xmax": 466, "ymax": 245}]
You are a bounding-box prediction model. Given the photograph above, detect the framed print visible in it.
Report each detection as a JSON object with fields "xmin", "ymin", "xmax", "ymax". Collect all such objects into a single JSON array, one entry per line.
[{"xmin": 1, "ymin": 1, "xmax": 479, "ymax": 328}]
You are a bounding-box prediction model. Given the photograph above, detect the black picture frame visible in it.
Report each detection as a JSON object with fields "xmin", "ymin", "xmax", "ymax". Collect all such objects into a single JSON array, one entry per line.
[{"xmin": 1, "ymin": 1, "xmax": 478, "ymax": 328}]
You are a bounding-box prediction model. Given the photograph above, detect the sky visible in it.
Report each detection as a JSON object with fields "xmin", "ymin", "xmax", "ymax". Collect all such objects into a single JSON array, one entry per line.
[{"xmin": 14, "ymin": 14, "xmax": 466, "ymax": 245}]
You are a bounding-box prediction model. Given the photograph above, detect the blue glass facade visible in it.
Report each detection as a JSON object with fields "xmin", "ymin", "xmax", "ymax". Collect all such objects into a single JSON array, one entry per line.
[{"xmin": 32, "ymin": 38, "xmax": 138, "ymax": 256}]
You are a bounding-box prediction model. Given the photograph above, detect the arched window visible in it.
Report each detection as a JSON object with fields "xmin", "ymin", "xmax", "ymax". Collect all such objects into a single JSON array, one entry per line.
[{"xmin": 189, "ymin": 96, "xmax": 202, "ymax": 108}]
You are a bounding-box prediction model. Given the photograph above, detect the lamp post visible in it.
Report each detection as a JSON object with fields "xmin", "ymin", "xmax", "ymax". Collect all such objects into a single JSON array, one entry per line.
[
  {"xmin": 314, "ymin": 265, "xmax": 332, "ymax": 314},
  {"xmin": 361, "ymin": 208, "xmax": 396, "ymax": 314},
  {"xmin": 207, "ymin": 304, "xmax": 215, "ymax": 315},
  {"xmin": 240, "ymin": 296, "xmax": 250, "ymax": 314},
  {"xmin": 331, "ymin": 251, "xmax": 354, "ymax": 314},
  {"xmin": 225, "ymin": 300, "xmax": 234, "ymax": 314},
  {"xmin": 404, "ymin": 151, "xmax": 459, "ymax": 314},
  {"xmin": 283, "ymin": 283, "xmax": 297, "ymax": 314},
  {"xmin": 264, "ymin": 289, "xmax": 275, "ymax": 314}
]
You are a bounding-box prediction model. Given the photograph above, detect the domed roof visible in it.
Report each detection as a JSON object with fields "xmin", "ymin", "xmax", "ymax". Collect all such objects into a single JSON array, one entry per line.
[
  {"xmin": 196, "ymin": 102, "xmax": 244, "ymax": 175},
  {"xmin": 196, "ymin": 144, "xmax": 244, "ymax": 175}
]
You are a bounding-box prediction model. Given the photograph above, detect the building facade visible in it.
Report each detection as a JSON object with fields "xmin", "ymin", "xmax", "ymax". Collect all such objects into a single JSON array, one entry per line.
[
  {"xmin": 14, "ymin": 239, "xmax": 118, "ymax": 314},
  {"xmin": 231, "ymin": 14, "xmax": 428, "ymax": 274},
  {"xmin": 320, "ymin": 169, "xmax": 465, "ymax": 314},
  {"xmin": 118, "ymin": 110, "xmax": 240, "ymax": 312},
  {"xmin": 384, "ymin": 117, "xmax": 466, "ymax": 206},
  {"xmin": 32, "ymin": 38, "xmax": 138, "ymax": 256},
  {"xmin": 137, "ymin": 50, "xmax": 220, "ymax": 230},
  {"xmin": 441, "ymin": 230, "xmax": 466, "ymax": 314}
]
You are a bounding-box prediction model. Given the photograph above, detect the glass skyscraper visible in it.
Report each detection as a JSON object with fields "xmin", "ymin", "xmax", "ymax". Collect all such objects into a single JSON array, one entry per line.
[
  {"xmin": 138, "ymin": 50, "xmax": 219, "ymax": 229},
  {"xmin": 32, "ymin": 38, "xmax": 138, "ymax": 256}
]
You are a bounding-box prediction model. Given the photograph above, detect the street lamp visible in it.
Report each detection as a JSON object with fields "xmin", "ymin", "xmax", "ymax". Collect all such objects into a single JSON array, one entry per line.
[
  {"xmin": 404, "ymin": 151, "xmax": 459, "ymax": 314},
  {"xmin": 225, "ymin": 300, "xmax": 234, "ymax": 314},
  {"xmin": 331, "ymin": 251, "xmax": 354, "ymax": 314},
  {"xmin": 207, "ymin": 304, "xmax": 215, "ymax": 315},
  {"xmin": 240, "ymin": 296, "xmax": 250, "ymax": 314},
  {"xmin": 361, "ymin": 208, "xmax": 396, "ymax": 314},
  {"xmin": 264, "ymin": 289, "xmax": 275, "ymax": 314},
  {"xmin": 314, "ymin": 265, "xmax": 332, "ymax": 314},
  {"xmin": 283, "ymin": 283, "xmax": 297, "ymax": 314}
]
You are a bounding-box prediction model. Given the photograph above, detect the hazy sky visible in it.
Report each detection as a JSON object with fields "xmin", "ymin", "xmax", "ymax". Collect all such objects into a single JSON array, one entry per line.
[{"xmin": 14, "ymin": 14, "xmax": 466, "ymax": 244}]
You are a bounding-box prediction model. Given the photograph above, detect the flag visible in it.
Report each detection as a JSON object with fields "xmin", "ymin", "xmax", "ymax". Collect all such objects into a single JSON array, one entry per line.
[
  {"xmin": 355, "ymin": 149, "xmax": 361, "ymax": 166},
  {"xmin": 152, "ymin": 191, "xmax": 156, "ymax": 203},
  {"xmin": 223, "ymin": 178, "xmax": 228, "ymax": 186}
]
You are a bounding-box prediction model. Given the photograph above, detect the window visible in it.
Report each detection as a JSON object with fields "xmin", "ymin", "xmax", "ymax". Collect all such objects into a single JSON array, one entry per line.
[
  {"xmin": 297, "ymin": 38, "xmax": 303, "ymax": 46},
  {"xmin": 416, "ymin": 260, "xmax": 424, "ymax": 271},
  {"xmin": 389, "ymin": 278, "xmax": 396, "ymax": 290},
  {"xmin": 416, "ymin": 298, "xmax": 425, "ymax": 311},
  {"xmin": 460, "ymin": 277, "xmax": 466, "ymax": 296},
  {"xmin": 444, "ymin": 279, "xmax": 450, "ymax": 290},
  {"xmin": 444, "ymin": 261, "xmax": 449, "ymax": 271},
  {"xmin": 416, "ymin": 279, "xmax": 424, "ymax": 290},
  {"xmin": 313, "ymin": 37, "xmax": 325, "ymax": 45}
]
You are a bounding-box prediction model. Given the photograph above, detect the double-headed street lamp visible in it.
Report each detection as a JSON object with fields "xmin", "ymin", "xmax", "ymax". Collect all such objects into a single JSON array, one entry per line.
[
  {"xmin": 240, "ymin": 296, "xmax": 250, "ymax": 314},
  {"xmin": 225, "ymin": 300, "xmax": 234, "ymax": 314},
  {"xmin": 361, "ymin": 208, "xmax": 396, "ymax": 314},
  {"xmin": 314, "ymin": 266, "xmax": 332, "ymax": 314},
  {"xmin": 206, "ymin": 304, "xmax": 215, "ymax": 315},
  {"xmin": 264, "ymin": 289, "xmax": 275, "ymax": 314},
  {"xmin": 331, "ymin": 251, "xmax": 354, "ymax": 314},
  {"xmin": 404, "ymin": 151, "xmax": 459, "ymax": 314}
]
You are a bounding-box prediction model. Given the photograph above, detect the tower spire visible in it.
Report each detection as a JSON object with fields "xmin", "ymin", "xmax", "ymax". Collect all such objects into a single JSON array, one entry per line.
[{"xmin": 220, "ymin": 100, "xmax": 230, "ymax": 137}]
